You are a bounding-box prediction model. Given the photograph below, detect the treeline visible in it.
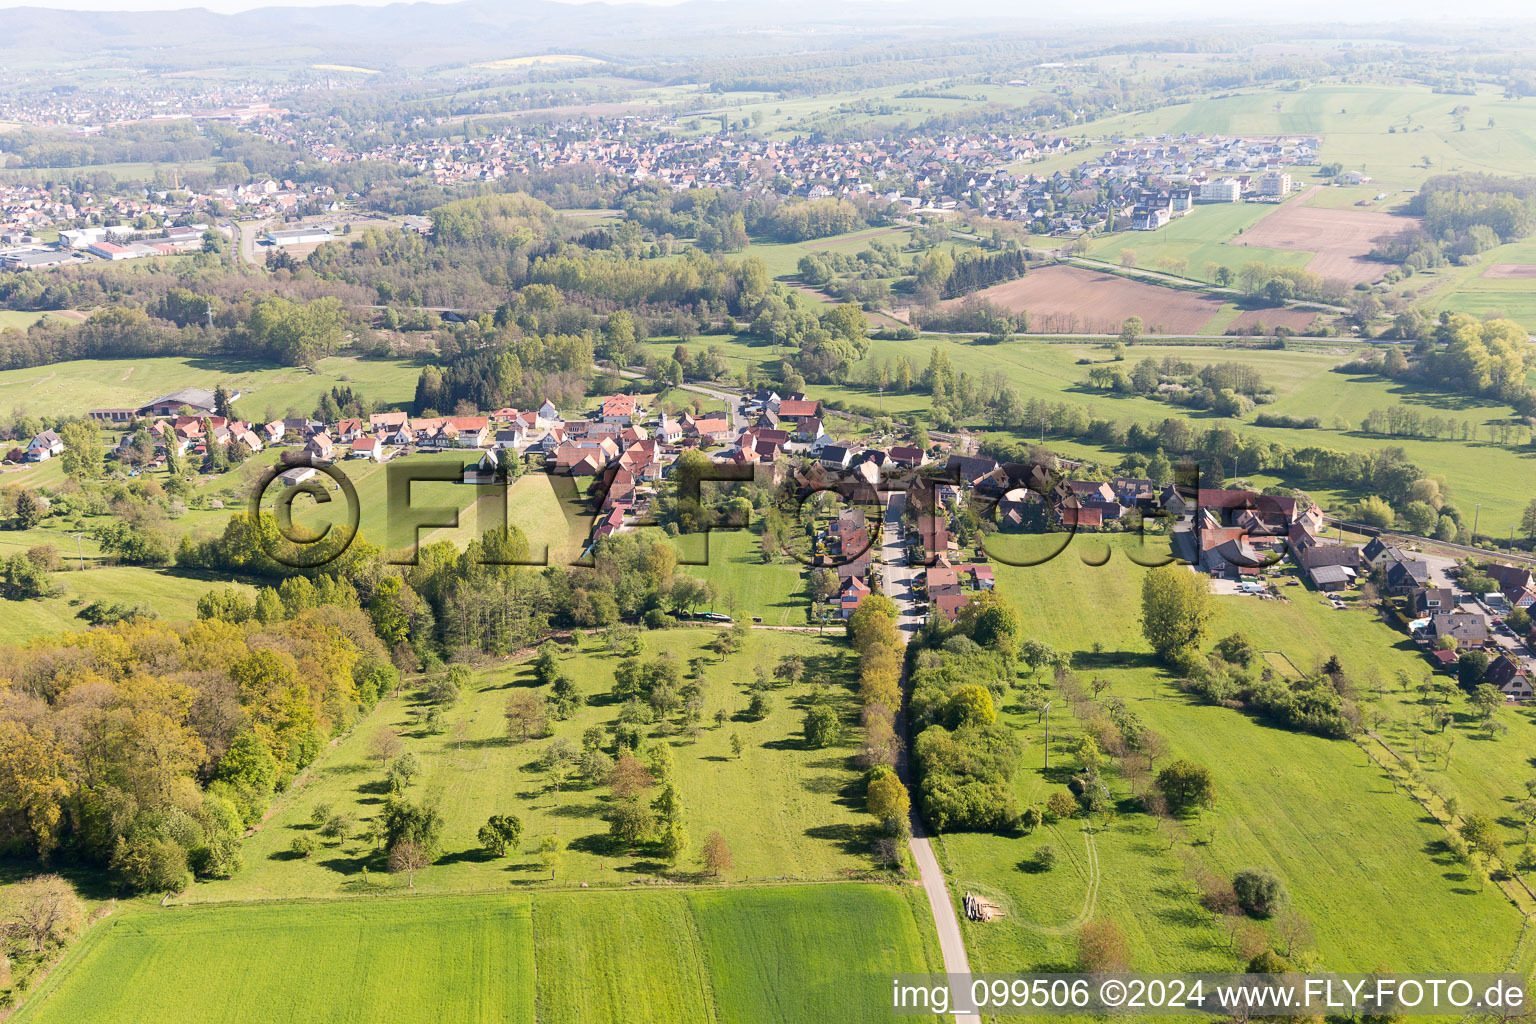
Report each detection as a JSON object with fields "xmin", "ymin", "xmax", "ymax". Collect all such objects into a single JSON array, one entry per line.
[
  {"xmin": 1179, "ymin": 635, "xmax": 1361, "ymax": 740},
  {"xmin": 414, "ymin": 331, "xmax": 594, "ymax": 415},
  {"xmin": 903, "ymin": 592, "xmax": 1028, "ymax": 832},
  {"xmin": 0, "ymin": 121, "xmax": 297, "ymax": 174},
  {"xmin": 908, "ymin": 297, "xmax": 1026, "ymax": 337},
  {"xmin": 1341, "ymin": 315, "xmax": 1535, "ymax": 415},
  {"xmin": 979, "ymin": 402, "xmax": 1447, "ymax": 512},
  {"xmin": 940, "ymin": 246, "xmax": 1027, "ymax": 299},
  {"xmin": 1084, "ymin": 356, "xmax": 1271, "ymax": 417},
  {"xmin": 1375, "ymin": 174, "xmax": 1536, "ymax": 271}
]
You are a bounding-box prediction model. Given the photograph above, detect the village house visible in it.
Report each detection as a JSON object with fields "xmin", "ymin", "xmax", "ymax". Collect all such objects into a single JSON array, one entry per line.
[
  {"xmin": 349, "ymin": 436, "xmax": 384, "ymax": 462},
  {"xmin": 1485, "ymin": 655, "xmax": 1535, "ymax": 701},
  {"xmin": 597, "ymin": 394, "xmax": 643, "ymax": 425},
  {"xmin": 25, "ymin": 429, "xmax": 64, "ymax": 462},
  {"xmin": 1486, "ymin": 564, "xmax": 1536, "ymax": 610}
]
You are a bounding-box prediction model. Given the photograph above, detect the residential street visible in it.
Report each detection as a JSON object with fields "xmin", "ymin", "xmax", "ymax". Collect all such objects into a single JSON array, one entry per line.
[{"xmin": 882, "ymin": 491, "xmax": 980, "ymax": 1024}]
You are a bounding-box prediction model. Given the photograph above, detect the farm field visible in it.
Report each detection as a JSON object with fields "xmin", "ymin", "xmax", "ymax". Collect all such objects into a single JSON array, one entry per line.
[
  {"xmin": 1236, "ymin": 186, "xmax": 1415, "ymax": 285},
  {"xmin": 178, "ymin": 628, "xmax": 876, "ymax": 901},
  {"xmin": 953, "ymin": 264, "xmax": 1303, "ymax": 335},
  {"xmin": 16, "ymin": 885, "xmax": 941, "ymax": 1024},
  {"xmin": 941, "ymin": 534, "xmax": 1533, "ymax": 981},
  {"xmin": 1085, "ymin": 200, "xmax": 1314, "ymax": 283},
  {"xmin": 0, "ymin": 354, "xmax": 422, "ymax": 422}
]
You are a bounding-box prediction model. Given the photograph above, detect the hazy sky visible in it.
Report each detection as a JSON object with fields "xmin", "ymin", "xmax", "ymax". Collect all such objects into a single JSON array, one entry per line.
[
  {"xmin": 0, "ymin": 0, "xmax": 1531, "ymax": 15},
  {"xmin": 0, "ymin": 0, "xmax": 685, "ymax": 11}
]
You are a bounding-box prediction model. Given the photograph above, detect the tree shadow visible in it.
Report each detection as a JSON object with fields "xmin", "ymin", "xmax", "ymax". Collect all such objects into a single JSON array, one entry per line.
[
  {"xmin": 436, "ymin": 847, "xmax": 497, "ymax": 866},
  {"xmin": 804, "ymin": 822, "xmax": 867, "ymax": 855},
  {"xmin": 549, "ymin": 802, "xmax": 606, "ymax": 820}
]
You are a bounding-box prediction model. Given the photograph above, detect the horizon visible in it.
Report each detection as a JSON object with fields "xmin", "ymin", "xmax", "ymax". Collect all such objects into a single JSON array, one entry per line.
[{"xmin": 1, "ymin": 0, "xmax": 1534, "ymax": 20}]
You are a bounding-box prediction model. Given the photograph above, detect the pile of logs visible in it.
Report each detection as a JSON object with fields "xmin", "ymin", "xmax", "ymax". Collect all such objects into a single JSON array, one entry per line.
[{"xmin": 963, "ymin": 891, "xmax": 1004, "ymax": 922}]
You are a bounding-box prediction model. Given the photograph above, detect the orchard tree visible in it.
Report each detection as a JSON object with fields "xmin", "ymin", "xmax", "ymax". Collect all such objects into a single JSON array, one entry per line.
[
  {"xmin": 701, "ymin": 831, "xmax": 734, "ymax": 877},
  {"xmin": 1156, "ymin": 759, "xmax": 1216, "ymax": 814},
  {"xmin": 388, "ymin": 839, "xmax": 430, "ymax": 887},
  {"xmin": 1141, "ymin": 565, "xmax": 1213, "ymax": 662},
  {"xmin": 478, "ymin": 814, "xmax": 523, "ymax": 857}
]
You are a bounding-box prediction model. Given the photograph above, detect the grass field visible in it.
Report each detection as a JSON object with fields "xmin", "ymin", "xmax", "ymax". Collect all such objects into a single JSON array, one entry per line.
[
  {"xmin": 0, "ymin": 310, "xmax": 74, "ymax": 331},
  {"xmin": 16, "ymin": 883, "xmax": 940, "ymax": 1024},
  {"xmin": 1418, "ymin": 236, "xmax": 1536, "ymax": 330},
  {"xmin": 940, "ymin": 534, "xmax": 1532, "ymax": 981},
  {"xmin": 0, "ymin": 460, "xmax": 584, "ymax": 644},
  {"xmin": 739, "ymin": 226, "xmax": 917, "ymax": 280},
  {"xmin": 0, "ymin": 565, "xmax": 253, "ymax": 644},
  {"xmin": 666, "ymin": 525, "xmax": 809, "ymax": 625},
  {"xmin": 178, "ymin": 628, "xmax": 875, "ymax": 901},
  {"xmin": 0, "ymin": 354, "xmax": 423, "ymax": 422}
]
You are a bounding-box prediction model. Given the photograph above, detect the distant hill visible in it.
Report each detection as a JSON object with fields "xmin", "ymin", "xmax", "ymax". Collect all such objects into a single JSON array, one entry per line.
[{"xmin": 0, "ymin": 0, "xmax": 954, "ymax": 70}]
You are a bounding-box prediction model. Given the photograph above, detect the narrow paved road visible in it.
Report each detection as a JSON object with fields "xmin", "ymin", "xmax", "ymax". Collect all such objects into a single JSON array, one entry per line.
[{"xmin": 881, "ymin": 492, "xmax": 981, "ymax": 1024}]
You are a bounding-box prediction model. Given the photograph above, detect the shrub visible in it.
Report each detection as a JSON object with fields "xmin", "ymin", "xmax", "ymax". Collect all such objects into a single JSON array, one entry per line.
[{"xmin": 1046, "ymin": 790, "xmax": 1079, "ymax": 821}]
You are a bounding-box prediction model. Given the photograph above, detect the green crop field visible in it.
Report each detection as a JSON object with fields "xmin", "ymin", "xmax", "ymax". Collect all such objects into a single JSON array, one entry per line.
[
  {"xmin": 179, "ymin": 627, "xmax": 876, "ymax": 901},
  {"xmin": 688, "ymin": 884, "xmax": 944, "ymax": 1023},
  {"xmin": 0, "ymin": 354, "xmax": 422, "ymax": 422},
  {"xmin": 533, "ymin": 891, "xmax": 716, "ymax": 1024},
  {"xmin": 939, "ymin": 534, "xmax": 1532, "ymax": 982},
  {"xmin": 14, "ymin": 895, "xmax": 536, "ymax": 1024},
  {"xmin": 16, "ymin": 884, "xmax": 940, "ymax": 1024}
]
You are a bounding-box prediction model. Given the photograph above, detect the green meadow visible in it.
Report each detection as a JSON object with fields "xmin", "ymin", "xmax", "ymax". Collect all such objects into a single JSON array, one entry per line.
[
  {"xmin": 667, "ymin": 524, "xmax": 811, "ymax": 625},
  {"xmin": 179, "ymin": 628, "xmax": 876, "ymax": 901},
  {"xmin": 16, "ymin": 885, "xmax": 941, "ymax": 1024},
  {"xmin": 939, "ymin": 535, "xmax": 1532, "ymax": 982},
  {"xmin": 0, "ymin": 354, "xmax": 422, "ymax": 422}
]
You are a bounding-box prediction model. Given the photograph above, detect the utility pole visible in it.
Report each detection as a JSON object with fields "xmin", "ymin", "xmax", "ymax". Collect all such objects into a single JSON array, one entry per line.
[
  {"xmin": 1474, "ymin": 503, "xmax": 1482, "ymax": 542},
  {"xmin": 1043, "ymin": 700, "xmax": 1053, "ymax": 769},
  {"xmin": 71, "ymin": 532, "xmax": 85, "ymax": 571}
]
